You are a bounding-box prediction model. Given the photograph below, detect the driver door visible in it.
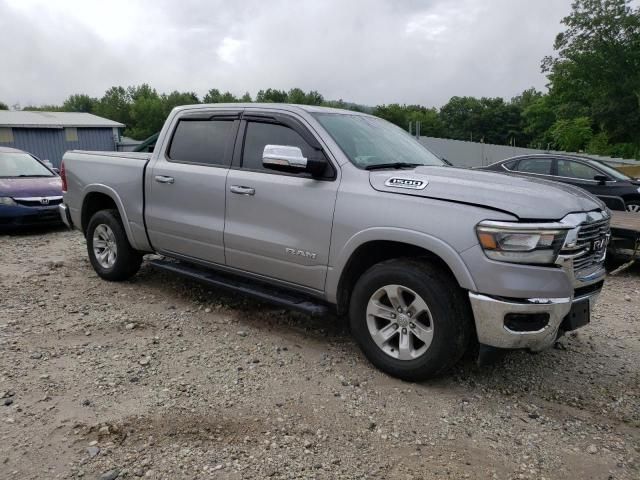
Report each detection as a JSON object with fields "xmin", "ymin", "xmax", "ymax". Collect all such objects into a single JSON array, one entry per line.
[{"xmin": 223, "ymin": 114, "xmax": 339, "ymax": 291}]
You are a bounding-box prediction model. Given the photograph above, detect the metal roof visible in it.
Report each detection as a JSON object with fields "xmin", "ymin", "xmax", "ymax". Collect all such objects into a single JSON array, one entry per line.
[{"xmin": 0, "ymin": 111, "xmax": 124, "ymax": 129}]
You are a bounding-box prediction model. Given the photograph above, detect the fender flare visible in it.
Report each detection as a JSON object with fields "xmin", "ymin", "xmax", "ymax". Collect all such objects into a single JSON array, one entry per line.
[
  {"xmin": 326, "ymin": 227, "xmax": 477, "ymax": 303},
  {"xmin": 81, "ymin": 184, "xmax": 140, "ymax": 250}
]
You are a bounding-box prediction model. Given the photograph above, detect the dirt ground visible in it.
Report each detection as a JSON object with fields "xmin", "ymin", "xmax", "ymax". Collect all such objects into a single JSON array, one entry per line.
[{"xmin": 0, "ymin": 228, "xmax": 639, "ymax": 480}]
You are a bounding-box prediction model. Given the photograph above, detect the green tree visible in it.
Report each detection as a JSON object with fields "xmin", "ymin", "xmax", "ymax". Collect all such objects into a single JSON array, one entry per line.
[
  {"xmin": 127, "ymin": 84, "xmax": 164, "ymax": 140},
  {"xmin": 256, "ymin": 88, "xmax": 287, "ymax": 103},
  {"xmin": 286, "ymin": 87, "xmax": 307, "ymax": 104},
  {"xmin": 240, "ymin": 92, "xmax": 252, "ymax": 102},
  {"xmin": 522, "ymin": 94, "xmax": 556, "ymax": 148},
  {"xmin": 543, "ymin": 0, "xmax": 640, "ymax": 152},
  {"xmin": 22, "ymin": 104, "xmax": 63, "ymax": 111},
  {"xmin": 61, "ymin": 94, "xmax": 98, "ymax": 113},
  {"xmin": 203, "ymin": 89, "xmax": 238, "ymax": 103},
  {"xmin": 162, "ymin": 91, "xmax": 199, "ymax": 114},
  {"xmin": 550, "ymin": 116, "xmax": 593, "ymax": 151},
  {"xmin": 94, "ymin": 86, "xmax": 132, "ymax": 127},
  {"xmin": 0, "ymin": 101, "xmax": 8, "ymax": 110}
]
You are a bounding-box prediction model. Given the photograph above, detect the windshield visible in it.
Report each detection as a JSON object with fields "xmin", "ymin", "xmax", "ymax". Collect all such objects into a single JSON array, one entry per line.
[
  {"xmin": 586, "ymin": 159, "xmax": 631, "ymax": 181},
  {"xmin": 313, "ymin": 113, "xmax": 444, "ymax": 169},
  {"xmin": 0, "ymin": 152, "xmax": 54, "ymax": 178}
]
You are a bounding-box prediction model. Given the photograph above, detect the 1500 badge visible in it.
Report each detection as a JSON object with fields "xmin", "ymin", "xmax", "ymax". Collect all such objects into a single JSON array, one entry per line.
[{"xmin": 384, "ymin": 177, "xmax": 428, "ymax": 190}]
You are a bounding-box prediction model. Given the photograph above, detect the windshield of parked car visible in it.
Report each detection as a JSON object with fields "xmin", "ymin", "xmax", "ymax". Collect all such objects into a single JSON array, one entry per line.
[
  {"xmin": 587, "ymin": 159, "xmax": 631, "ymax": 181},
  {"xmin": 313, "ymin": 113, "xmax": 444, "ymax": 169},
  {"xmin": 0, "ymin": 152, "xmax": 54, "ymax": 178}
]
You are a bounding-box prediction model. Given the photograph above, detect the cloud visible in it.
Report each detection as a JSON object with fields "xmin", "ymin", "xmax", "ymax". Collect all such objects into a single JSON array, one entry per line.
[{"xmin": 0, "ymin": 0, "xmax": 574, "ymax": 108}]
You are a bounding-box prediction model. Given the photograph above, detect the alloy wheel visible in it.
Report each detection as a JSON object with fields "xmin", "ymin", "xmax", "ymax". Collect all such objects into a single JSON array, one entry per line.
[
  {"xmin": 92, "ymin": 224, "xmax": 118, "ymax": 269},
  {"xmin": 365, "ymin": 284, "xmax": 434, "ymax": 360}
]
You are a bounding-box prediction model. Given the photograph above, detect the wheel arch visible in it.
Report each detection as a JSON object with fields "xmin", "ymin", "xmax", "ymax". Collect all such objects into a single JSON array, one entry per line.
[
  {"xmin": 80, "ymin": 185, "xmax": 139, "ymax": 249},
  {"xmin": 621, "ymin": 193, "xmax": 640, "ymax": 207},
  {"xmin": 328, "ymin": 228, "xmax": 477, "ymax": 316}
]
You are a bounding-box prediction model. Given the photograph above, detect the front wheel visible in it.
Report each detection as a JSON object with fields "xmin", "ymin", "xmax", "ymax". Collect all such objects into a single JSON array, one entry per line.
[
  {"xmin": 349, "ymin": 259, "xmax": 473, "ymax": 381},
  {"xmin": 86, "ymin": 209, "xmax": 142, "ymax": 281}
]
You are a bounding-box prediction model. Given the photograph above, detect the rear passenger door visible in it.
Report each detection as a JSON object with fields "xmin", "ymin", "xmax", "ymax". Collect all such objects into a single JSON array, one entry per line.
[
  {"xmin": 145, "ymin": 111, "xmax": 240, "ymax": 264},
  {"xmin": 223, "ymin": 113, "xmax": 339, "ymax": 291}
]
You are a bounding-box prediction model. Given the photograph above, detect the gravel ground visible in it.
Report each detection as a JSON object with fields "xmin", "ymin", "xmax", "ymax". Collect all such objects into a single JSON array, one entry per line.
[{"xmin": 0, "ymin": 228, "xmax": 639, "ymax": 480}]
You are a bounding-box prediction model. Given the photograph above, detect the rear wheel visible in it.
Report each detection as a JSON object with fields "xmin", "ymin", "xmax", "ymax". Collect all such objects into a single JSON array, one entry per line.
[
  {"xmin": 86, "ymin": 209, "xmax": 142, "ymax": 281},
  {"xmin": 349, "ymin": 258, "xmax": 472, "ymax": 381}
]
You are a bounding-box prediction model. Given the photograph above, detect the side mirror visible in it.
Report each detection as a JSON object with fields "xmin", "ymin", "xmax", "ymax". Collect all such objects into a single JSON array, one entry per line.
[
  {"xmin": 262, "ymin": 145, "xmax": 327, "ymax": 177},
  {"xmin": 593, "ymin": 174, "xmax": 608, "ymax": 185},
  {"xmin": 52, "ymin": 168, "xmax": 60, "ymax": 174}
]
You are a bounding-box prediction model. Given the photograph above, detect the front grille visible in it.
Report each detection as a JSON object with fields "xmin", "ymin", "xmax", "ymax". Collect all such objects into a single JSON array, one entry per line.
[
  {"xmin": 13, "ymin": 197, "xmax": 62, "ymax": 207},
  {"xmin": 571, "ymin": 218, "xmax": 610, "ymax": 273}
]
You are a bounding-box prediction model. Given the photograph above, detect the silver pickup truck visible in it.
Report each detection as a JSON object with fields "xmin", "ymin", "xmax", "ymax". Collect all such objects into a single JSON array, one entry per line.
[{"xmin": 59, "ymin": 104, "xmax": 610, "ymax": 380}]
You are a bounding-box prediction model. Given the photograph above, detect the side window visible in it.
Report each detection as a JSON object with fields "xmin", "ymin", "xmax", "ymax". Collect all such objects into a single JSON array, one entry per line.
[
  {"xmin": 515, "ymin": 158, "xmax": 552, "ymax": 175},
  {"xmin": 242, "ymin": 122, "xmax": 312, "ymax": 172},
  {"xmin": 502, "ymin": 159, "xmax": 517, "ymax": 170},
  {"xmin": 557, "ymin": 160, "xmax": 601, "ymax": 181},
  {"xmin": 168, "ymin": 119, "xmax": 234, "ymax": 166}
]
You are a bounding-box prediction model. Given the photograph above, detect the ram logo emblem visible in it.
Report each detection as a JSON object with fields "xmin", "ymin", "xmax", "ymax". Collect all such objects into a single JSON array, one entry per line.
[
  {"xmin": 384, "ymin": 177, "xmax": 428, "ymax": 190},
  {"xmin": 286, "ymin": 248, "xmax": 317, "ymax": 259}
]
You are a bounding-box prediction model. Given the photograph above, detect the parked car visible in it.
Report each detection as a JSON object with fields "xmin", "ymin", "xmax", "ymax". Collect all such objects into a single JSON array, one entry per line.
[
  {"xmin": 480, "ymin": 154, "xmax": 640, "ymax": 212},
  {"xmin": 59, "ymin": 104, "xmax": 609, "ymax": 380},
  {"xmin": 0, "ymin": 147, "xmax": 63, "ymax": 228}
]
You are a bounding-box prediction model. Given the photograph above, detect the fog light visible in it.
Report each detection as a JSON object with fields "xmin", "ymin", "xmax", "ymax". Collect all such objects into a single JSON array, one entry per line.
[{"xmin": 504, "ymin": 313, "xmax": 550, "ymax": 332}]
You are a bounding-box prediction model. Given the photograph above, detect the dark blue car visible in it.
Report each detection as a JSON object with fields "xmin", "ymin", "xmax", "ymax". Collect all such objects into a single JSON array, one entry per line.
[{"xmin": 0, "ymin": 147, "xmax": 63, "ymax": 228}]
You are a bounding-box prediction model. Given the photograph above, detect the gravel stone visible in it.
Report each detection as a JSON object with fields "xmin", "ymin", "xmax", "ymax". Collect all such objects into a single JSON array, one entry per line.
[{"xmin": 0, "ymin": 229, "xmax": 638, "ymax": 480}]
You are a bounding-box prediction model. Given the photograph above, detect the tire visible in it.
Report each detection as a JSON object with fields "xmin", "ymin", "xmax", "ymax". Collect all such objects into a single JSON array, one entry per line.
[
  {"xmin": 626, "ymin": 201, "xmax": 640, "ymax": 213},
  {"xmin": 349, "ymin": 258, "xmax": 473, "ymax": 381},
  {"xmin": 86, "ymin": 209, "xmax": 142, "ymax": 281}
]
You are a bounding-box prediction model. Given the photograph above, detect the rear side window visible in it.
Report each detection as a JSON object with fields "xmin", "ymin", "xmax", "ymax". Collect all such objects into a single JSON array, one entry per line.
[
  {"xmin": 501, "ymin": 159, "xmax": 517, "ymax": 170},
  {"xmin": 168, "ymin": 120, "xmax": 234, "ymax": 166},
  {"xmin": 515, "ymin": 158, "xmax": 552, "ymax": 175},
  {"xmin": 242, "ymin": 122, "xmax": 312, "ymax": 172},
  {"xmin": 557, "ymin": 160, "xmax": 600, "ymax": 180}
]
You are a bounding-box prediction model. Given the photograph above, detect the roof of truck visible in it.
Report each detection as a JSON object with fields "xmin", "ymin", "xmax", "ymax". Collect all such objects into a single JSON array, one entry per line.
[{"xmin": 172, "ymin": 103, "xmax": 371, "ymax": 116}]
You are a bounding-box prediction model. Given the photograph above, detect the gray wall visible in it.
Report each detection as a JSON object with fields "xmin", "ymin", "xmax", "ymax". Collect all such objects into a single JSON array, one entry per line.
[
  {"xmin": 0, "ymin": 127, "xmax": 118, "ymax": 168},
  {"xmin": 419, "ymin": 136, "xmax": 639, "ymax": 168}
]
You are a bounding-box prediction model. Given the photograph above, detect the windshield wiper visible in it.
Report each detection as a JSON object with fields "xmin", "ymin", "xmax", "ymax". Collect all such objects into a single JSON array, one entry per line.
[{"xmin": 364, "ymin": 162, "xmax": 422, "ymax": 171}]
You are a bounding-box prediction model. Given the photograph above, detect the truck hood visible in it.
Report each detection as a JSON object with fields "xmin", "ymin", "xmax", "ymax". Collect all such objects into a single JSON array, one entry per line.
[
  {"xmin": 0, "ymin": 176, "xmax": 63, "ymax": 198},
  {"xmin": 369, "ymin": 166, "xmax": 605, "ymax": 220}
]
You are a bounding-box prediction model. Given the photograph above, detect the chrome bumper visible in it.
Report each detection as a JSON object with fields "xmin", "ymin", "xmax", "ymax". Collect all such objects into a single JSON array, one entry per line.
[
  {"xmin": 469, "ymin": 290, "xmax": 601, "ymax": 351},
  {"xmin": 58, "ymin": 203, "xmax": 72, "ymax": 229}
]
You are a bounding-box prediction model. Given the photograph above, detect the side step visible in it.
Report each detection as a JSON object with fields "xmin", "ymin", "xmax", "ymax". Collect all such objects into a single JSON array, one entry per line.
[{"xmin": 148, "ymin": 258, "xmax": 330, "ymax": 317}]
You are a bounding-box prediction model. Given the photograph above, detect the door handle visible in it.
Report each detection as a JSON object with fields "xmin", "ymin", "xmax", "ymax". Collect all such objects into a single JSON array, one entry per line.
[
  {"xmin": 229, "ymin": 185, "xmax": 255, "ymax": 196},
  {"xmin": 155, "ymin": 175, "xmax": 175, "ymax": 184}
]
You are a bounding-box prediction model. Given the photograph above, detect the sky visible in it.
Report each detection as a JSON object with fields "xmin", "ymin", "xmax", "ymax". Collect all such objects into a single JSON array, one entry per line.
[{"xmin": 0, "ymin": 0, "xmax": 575, "ymax": 109}]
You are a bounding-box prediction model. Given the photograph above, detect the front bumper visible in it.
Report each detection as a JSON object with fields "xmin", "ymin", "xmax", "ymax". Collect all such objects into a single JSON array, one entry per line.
[
  {"xmin": 469, "ymin": 285, "xmax": 602, "ymax": 350},
  {"xmin": 0, "ymin": 204, "xmax": 63, "ymax": 228}
]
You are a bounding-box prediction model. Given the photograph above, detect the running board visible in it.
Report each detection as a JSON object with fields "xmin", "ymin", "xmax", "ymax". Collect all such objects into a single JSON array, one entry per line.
[{"xmin": 148, "ymin": 258, "xmax": 330, "ymax": 317}]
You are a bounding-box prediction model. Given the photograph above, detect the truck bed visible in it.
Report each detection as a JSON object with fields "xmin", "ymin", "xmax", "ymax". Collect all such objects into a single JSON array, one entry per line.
[{"xmin": 62, "ymin": 150, "xmax": 152, "ymax": 250}]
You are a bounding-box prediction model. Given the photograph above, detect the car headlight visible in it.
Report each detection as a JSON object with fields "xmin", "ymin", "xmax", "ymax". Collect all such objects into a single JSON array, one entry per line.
[
  {"xmin": 0, "ymin": 197, "xmax": 18, "ymax": 206},
  {"xmin": 476, "ymin": 221, "xmax": 568, "ymax": 264}
]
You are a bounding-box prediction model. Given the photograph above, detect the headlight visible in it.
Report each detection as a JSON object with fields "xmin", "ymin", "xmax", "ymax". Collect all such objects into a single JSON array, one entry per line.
[
  {"xmin": 476, "ymin": 221, "xmax": 568, "ymax": 264},
  {"xmin": 0, "ymin": 197, "xmax": 17, "ymax": 206}
]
